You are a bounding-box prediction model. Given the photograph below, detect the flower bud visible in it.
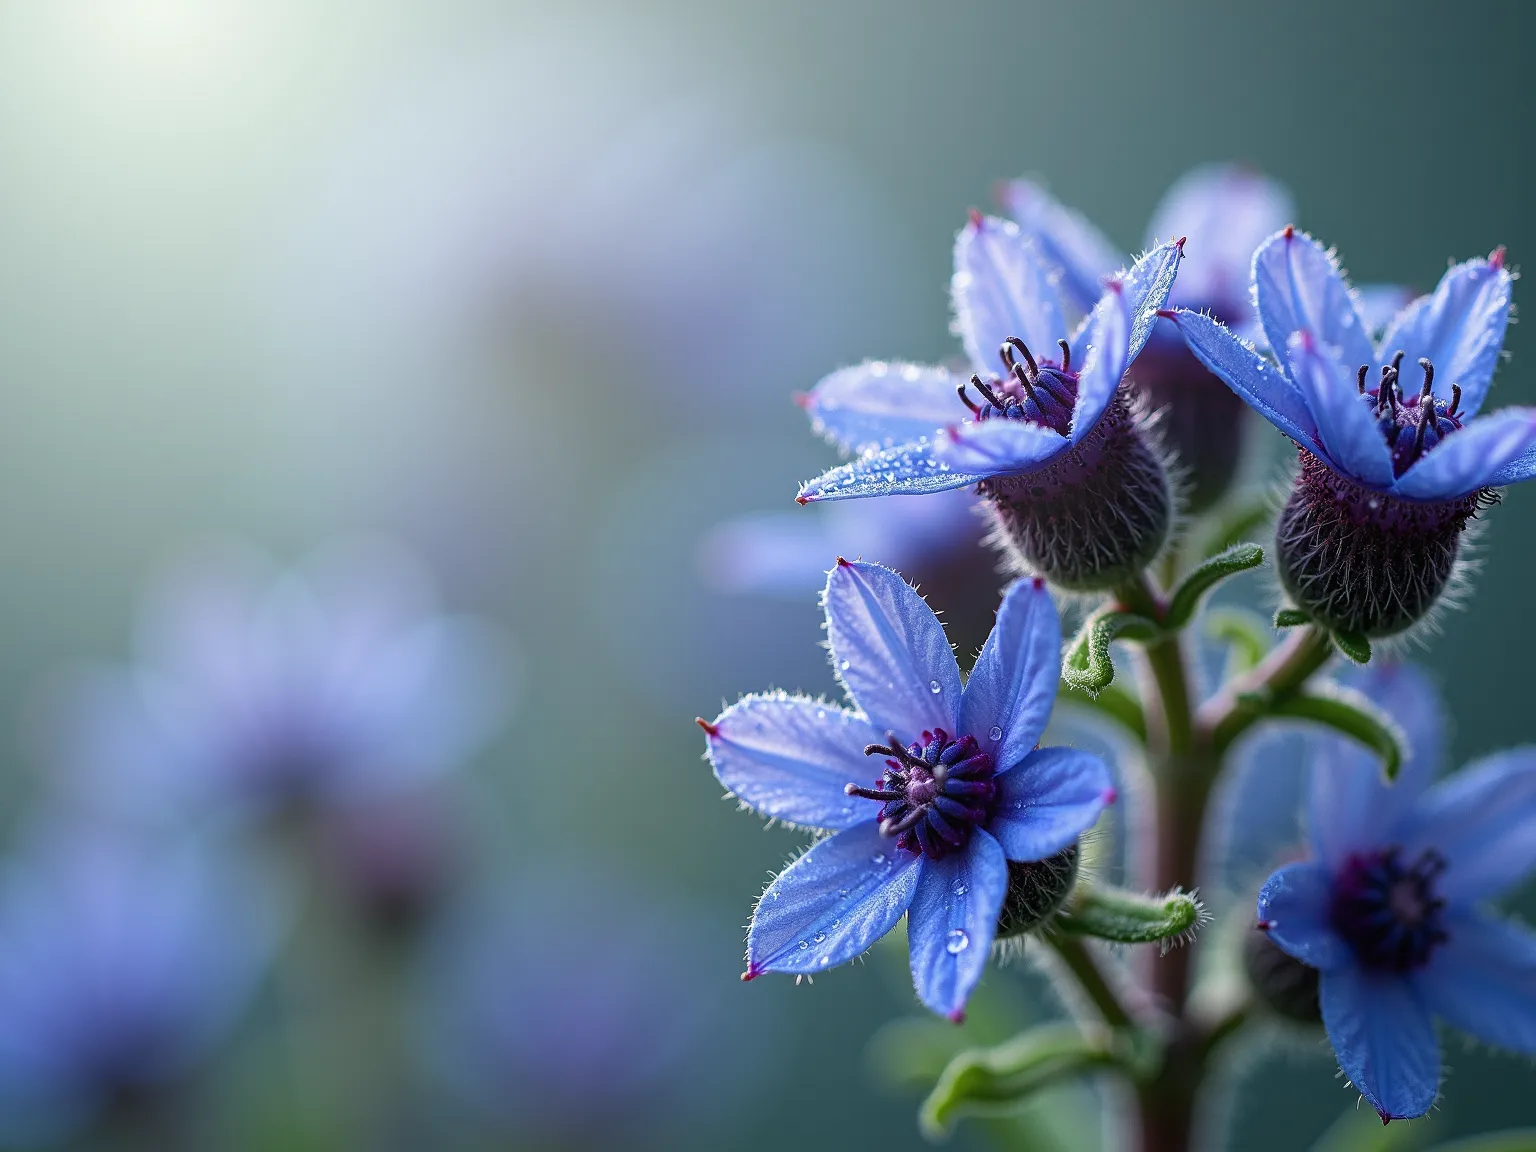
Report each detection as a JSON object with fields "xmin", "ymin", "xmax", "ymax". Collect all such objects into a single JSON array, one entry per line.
[{"xmin": 1242, "ymin": 922, "xmax": 1320, "ymax": 1024}]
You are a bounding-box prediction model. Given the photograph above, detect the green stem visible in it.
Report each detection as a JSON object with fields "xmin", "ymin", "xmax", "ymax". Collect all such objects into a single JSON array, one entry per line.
[
  {"xmin": 1042, "ymin": 931, "xmax": 1135, "ymax": 1032},
  {"xmin": 1198, "ymin": 625, "xmax": 1334, "ymax": 754}
]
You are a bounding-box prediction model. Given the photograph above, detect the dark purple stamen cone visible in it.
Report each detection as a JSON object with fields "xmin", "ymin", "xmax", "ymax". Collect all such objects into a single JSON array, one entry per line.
[
  {"xmin": 1128, "ymin": 341, "xmax": 1250, "ymax": 513},
  {"xmin": 1276, "ymin": 451, "xmax": 1487, "ymax": 637},
  {"xmin": 995, "ymin": 843, "xmax": 1080, "ymax": 939},
  {"xmin": 1330, "ymin": 848, "xmax": 1450, "ymax": 972},
  {"xmin": 981, "ymin": 389, "xmax": 1171, "ymax": 592},
  {"xmin": 1244, "ymin": 924, "xmax": 1321, "ymax": 1023}
]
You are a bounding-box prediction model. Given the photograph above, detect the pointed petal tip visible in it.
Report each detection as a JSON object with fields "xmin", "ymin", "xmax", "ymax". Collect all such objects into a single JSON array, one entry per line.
[
  {"xmin": 794, "ymin": 493, "xmax": 811, "ymax": 506},
  {"xmin": 1283, "ymin": 224, "xmax": 1295, "ymax": 239},
  {"xmin": 740, "ymin": 965, "xmax": 762, "ymax": 982},
  {"xmin": 696, "ymin": 717, "xmax": 720, "ymax": 737},
  {"xmin": 1156, "ymin": 308, "xmax": 1179, "ymax": 320},
  {"xmin": 1175, "ymin": 235, "xmax": 1187, "ymax": 253},
  {"xmin": 1255, "ymin": 919, "xmax": 1274, "ymax": 931},
  {"xmin": 1101, "ymin": 786, "xmax": 1118, "ymax": 806},
  {"xmin": 1379, "ymin": 1111, "xmax": 1392, "ymax": 1126},
  {"xmin": 967, "ymin": 208, "xmax": 984, "ymax": 230},
  {"xmin": 1030, "ymin": 575, "xmax": 1044, "ymax": 589},
  {"xmin": 835, "ymin": 556, "xmax": 852, "ymax": 567},
  {"xmin": 792, "ymin": 391, "xmax": 811, "ymax": 409},
  {"xmin": 948, "ymin": 1008, "xmax": 967, "ymax": 1025},
  {"xmin": 1491, "ymin": 245, "xmax": 1507, "ymax": 271}
]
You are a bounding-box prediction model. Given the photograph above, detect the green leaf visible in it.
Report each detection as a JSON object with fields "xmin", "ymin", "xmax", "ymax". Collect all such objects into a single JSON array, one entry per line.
[
  {"xmin": 1332, "ymin": 629, "xmax": 1372, "ymax": 664},
  {"xmin": 1062, "ymin": 610, "xmax": 1158, "ymax": 696},
  {"xmin": 1274, "ymin": 607, "xmax": 1311, "ymax": 628},
  {"xmin": 919, "ymin": 1025, "xmax": 1122, "ymax": 1139},
  {"xmin": 1164, "ymin": 543, "xmax": 1265, "ymax": 629},
  {"xmin": 1203, "ymin": 607, "xmax": 1271, "ymax": 674},
  {"xmin": 1423, "ymin": 1132, "xmax": 1536, "ymax": 1152},
  {"xmin": 1269, "ymin": 687, "xmax": 1406, "ymax": 781},
  {"xmin": 1057, "ymin": 886, "xmax": 1203, "ymax": 946},
  {"xmin": 1055, "ymin": 681, "xmax": 1147, "ymax": 743}
]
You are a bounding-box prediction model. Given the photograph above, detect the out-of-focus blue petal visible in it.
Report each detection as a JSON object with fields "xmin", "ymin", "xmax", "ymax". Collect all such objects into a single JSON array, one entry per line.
[
  {"xmin": 1144, "ymin": 165, "xmax": 1292, "ymax": 313},
  {"xmin": 1256, "ymin": 862, "xmax": 1350, "ymax": 970},
  {"xmin": 1334, "ymin": 661, "xmax": 1445, "ymax": 799},
  {"xmin": 1209, "ymin": 726, "xmax": 1308, "ymax": 899},
  {"xmin": 952, "ymin": 215, "xmax": 1064, "ymax": 372},
  {"xmin": 804, "ymin": 361, "xmax": 962, "ymax": 455},
  {"xmin": 998, "ymin": 178, "xmax": 1119, "ymax": 317},
  {"xmin": 1487, "ymin": 441, "xmax": 1536, "ymax": 487},
  {"xmin": 1119, "ymin": 239, "xmax": 1185, "ymax": 369},
  {"xmin": 1394, "ymin": 410, "xmax": 1536, "ymax": 501},
  {"xmin": 1400, "ymin": 748, "xmax": 1536, "ymax": 903},
  {"xmin": 933, "ymin": 419, "xmax": 1067, "ymax": 475},
  {"xmin": 823, "ymin": 560, "xmax": 961, "ymax": 738},
  {"xmin": 1355, "ymin": 283, "xmax": 1415, "ymax": 338},
  {"xmin": 1376, "ymin": 253, "xmax": 1512, "ymax": 419},
  {"xmin": 907, "ymin": 830, "xmax": 1008, "ymax": 1019},
  {"xmin": 1068, "ymin": 278, "xmax": 1131, "ymax": 444},
  {"xmin": 1286, "ymin": 332, "xmax": 1395, "ymax": 488},
  {"xmin": 987, "ymin": 746, "xmax": 1112, "ymax": 862},
  {"xmin": 1320, "ymin": 965, "xmax": 1440, "ymax": 1121},
  {"xmin": 703, "ymin": 693, "xmax": 880, "ymax": 831},
  {"xmin": 1308, "ymin": 739, "xmax": 1397, "ymax": 872},
  {"xmin": 1253, "ymin": 229, "xmax": 1375, "ymax": 379},
  {"xmin": 797, "ymin": 445, "xmax": 987, "ymax": 503},
  {"xmin": 958, "ymin": 577, "xmax": 1059, "ymax": 773},
  {"xmin": 1416, "ymin": 912, "xmax": 1536, "ymax": 1055},
  {"xmin": 746, "ymin": 820, "xmax": 921, "ymax": 976},
  {"xmin": 1164, "ymin": 310, "xmax": 1323, "ymax": 454},
  {"xmin": 698, "ymin": 491, "xmax": 981, "ymax": 598}
]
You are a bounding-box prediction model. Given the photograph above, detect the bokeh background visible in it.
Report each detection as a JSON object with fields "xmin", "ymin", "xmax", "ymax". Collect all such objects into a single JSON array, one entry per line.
[{"xmin": 0, "ymin": 1, "xmax": 1532, "ymax": 1149}]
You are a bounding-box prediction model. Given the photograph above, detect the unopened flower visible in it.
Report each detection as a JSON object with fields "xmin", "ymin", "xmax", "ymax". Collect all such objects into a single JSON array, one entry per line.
[
  {"xmin": 798, "ymin": 223, "xmax": 1183, "ymax": 590},
  {"xmin": 700, "ymin": 560, "xmax": 1113, "ymax": 1019},
  {"xmin": 1168, "ymin": 230, "xmax": 1536, "ymax": 636},
  {"xmin": 1256, "ymin": 661, "xmax": 1536, "ymax": 1120}
]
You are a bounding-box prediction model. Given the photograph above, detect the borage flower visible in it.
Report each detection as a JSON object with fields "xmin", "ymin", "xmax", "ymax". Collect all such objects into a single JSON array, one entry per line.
[
  {"xmin": 699, "ymin": 560, "xmax": 1113, "ymax": 1019},
  {"xmin": 798, "ymin": 222, "xmax": 1182, "ymax": 590},
  {"xmin": 1168, "ymin": 229, "xmax": 1536, "ymax": 637},
  {"xmin": 1256, "ymin": 661, "xmax": 1536, "ymax": 1120}
]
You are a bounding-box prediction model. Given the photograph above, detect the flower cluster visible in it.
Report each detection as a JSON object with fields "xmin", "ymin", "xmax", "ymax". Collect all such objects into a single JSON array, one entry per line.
[{"xmin": 705, "ymin": 163, "xmax": 1536, "ymax": 1142}]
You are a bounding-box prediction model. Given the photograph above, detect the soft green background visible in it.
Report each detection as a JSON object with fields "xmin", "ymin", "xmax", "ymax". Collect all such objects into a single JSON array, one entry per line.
[{"xmin": 0, "ymin": 1, "xmax": 1532, "ymax": 1149}]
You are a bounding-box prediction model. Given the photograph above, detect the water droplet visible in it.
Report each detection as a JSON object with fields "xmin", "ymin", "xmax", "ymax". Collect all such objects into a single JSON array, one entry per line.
[
  {"xmin": 953, "ymin": 882, "xmax": 967, "ymax": 896},
  {"xmin": 813, "ymin": 932, "xmax": 826, "ymax": 943},
  {"xmin": 988, "ymin": 726, "xmax": 1003, "ymax": 741},
  {"xmin": 945, "ymin": 929, "xmax": 970, "ymax": 955},
  {"xmin": 871, "ymin": 852, "xmax": 887, "ymax": 865},
  {"xmin": 798, "ymin": 940, "xmax": 809, "ymax": 950},
  {"xmin": 930, "ymin": 680, "xmax": 942, "ymax": 694},
  {"xmin": 838, "ymin": 888, "xmax": 849, "ymax": 898},
  {"xmin": 840, "ymin": 660, "xmax": 851, "ymax": 671},
  {"xmin": 816, "ymin": 709, "xmax": 827, "ymax": 720}
]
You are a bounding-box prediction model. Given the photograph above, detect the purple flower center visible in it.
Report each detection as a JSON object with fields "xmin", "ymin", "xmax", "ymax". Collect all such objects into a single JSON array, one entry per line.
[
  {"xmin": 957, "ymin": 337, "xmax": 1079, "ymax": 438},
  {"xmin": 844, "ymin": 728, "xmax": 996, "ymax": 861},
  {"xmin": 1357, "ymin": 354, "xmax": 1465, "ymax": 477},
  {"xmin": 1330, "ymin": 846, "xmax": 1450, "ymax": 972}
]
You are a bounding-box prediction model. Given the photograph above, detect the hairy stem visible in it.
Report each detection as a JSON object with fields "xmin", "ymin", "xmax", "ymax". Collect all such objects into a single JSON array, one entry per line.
[
  {"xmin": 1198, "ymin": 625, "xmax": 1334, "ymax": 754},
  {"xmin": 1043, "ymin": 930, "xmax": 1136, "ymax": 1031}
]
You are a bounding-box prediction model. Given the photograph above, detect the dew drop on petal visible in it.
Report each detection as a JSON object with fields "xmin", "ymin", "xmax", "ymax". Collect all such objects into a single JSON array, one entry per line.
[
  {"xmin": 953, "ymin": 882, "xmax": 967, "ymax": 896},
  {"xmin": 838, "ymin": 888, "xmax": 849, "ymax": 898},
  {"xmin": 988, "ymin": 726, "xmax": 1003, "ymax": 741},
  {"xmin": 930, "ymin": 680, "xmax": 942, "ymax": 694},
  {"xmin": 945, "ymin": 929, "xmax": 970, "ymax": 955},
  {"xmin": 798, "ymin": 940, "xmax": 809, "ymax": 950},
  {"xmin": 840, "ymin": 660, "xmax": 851, "ymax": 671},
  {"xmin": 871, "ymin": 853, "xmax": 887, "ymax": 865},
  {"xmin": 813, "ymin": 932, "xmax": 826, "ymax": 943}
]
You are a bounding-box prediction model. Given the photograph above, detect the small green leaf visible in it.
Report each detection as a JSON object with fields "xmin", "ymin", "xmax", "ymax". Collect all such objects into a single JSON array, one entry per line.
[
  {"xmin": 1274, "ymin": 607, "xmax": 1311, "ymax": 628},
  {"xmin": 1332, "ymin": 629, "xmax": 1372, "ymax": 664},
  {"xmin": 1269, "ymin": 686, "xmax": 1406, "ymax": 781},
  {"xmin": 919, "ymin": 1025, "xmax": 1121, "ymax": 1139},
  {"xmin": 1055, "ymin": 681, "xmax": 1147, "ymax": 743},
  {"xmin": 1203, "ymin": 606, "xmax": 1271, "ymax": 674},
  {"xmin": 1057, "ymin": 886, "xmax": 1203, "ymax": 946},
  {"xmin": 1164, "ymin": 543, "xmax": 1265, "ymax": 629},
  {"xmin": 1062, "ymin": 610, "xmax": 1158, "ymax": 696}
]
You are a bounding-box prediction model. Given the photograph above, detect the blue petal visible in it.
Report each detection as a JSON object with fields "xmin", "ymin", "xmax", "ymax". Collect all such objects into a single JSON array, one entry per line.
[
  {"xmin": 823, "ymin": 559, "xmax": 962, "ymax": 739},
  {"xmin": 998, "ymin": 178, "xmax": 1119, "ymax": 317},
  {"xmin": 1253, "ymin": 228, "xmax": 1375, "ymax": 380},
  {"xmin": 907, "ymin": 829, "xmax": 1008, "ymax": 1019},
  {"xmin": 1212, "ymin": 726, "xmax": 1309, "ymax": 895},
  {"xmin": 1144, "ymin": 165, "xmax": 1292, "ymax": 313},
  {"xmin": 987, "ymin": 745, "xmax": 1112, "ymax": 862},
  {"xmin": 1305, "ymin": 662, "xmax": 1447, "ymax": 868},
  {"xmin": 1320, "ymin": 964, "xmax": 1440, "ymax": 1121},
  {"xmin": 1164, "ymin": 310, "xmax": 1322, "ymax": 454},
  {"xmin": 1394, "ymin": 409, "xmax": 1536, "ymax": 501},
  {"xmin": 932, "ymin": 419, "xmax": 1068, "ymax": 476},
  {"xmin": 804, "ymin": 361, "xmax": 963, "ymax": 455},
  {"xmin": 1286, "ymin": 331, "xmax": 1395, "ymax": 488},
  {"xmin": 703, "ymin": 693, "xmax": 881, "ymax": 831},
  {"xmin": 1416, "ymin": 911, "xmax": 1536, "ymax": 1055},
  {"xmin": 1256, "ymin": 862, "xmax": 1350, "ymax": 970},
  {"xmin": 1376, "ymin": 253, "xmax": 1512, "ymax": 419},
  {"xmin": 958, "ymin": 577, "xmax": 1060, "ymax": 773},
  {"xmin": 1354, "ymin": 283, "xmax": 1415, "ymax": 338},
  {"xmin": 1067, "ymin": 277, "xmax": 1131, "ymax": 444},
  {"xmin": 797, "ymin": 445, "xmax": 987, "ymax": 503},
  {"xmin": 1399, "ymin": 748, "xmax": 1536, "ymax": 903},
  {"xmin": 1117, "ymin": 239, "xmax": 1185, "ymax": 367},
  {"xmin": 952, "ymin": 214, "xmax": 1065, "ymax": 374},
  {"xmin": 747, "ymin": 820, "xmax": 922, "ymax": 976},
  {"xmin": 1487, "ymin": 440, "xmax": 1536, "ymax": 487}
]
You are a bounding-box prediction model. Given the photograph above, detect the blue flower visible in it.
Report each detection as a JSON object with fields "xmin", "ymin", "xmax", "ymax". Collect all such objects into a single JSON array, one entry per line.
[
  {"xmin": 1256, "ymin": 662, "xmax": 1536, "ymax": 1121},
  {"xmin": 700, "ymin": 560, "xmax": 1114, "ymax": 1019},
  {"xmin": 795, "ymin": 220, "xmax": 1182, "ymax": 504},
  {"xmin": 0, "ymin": 825, "xmax": 276, "ymax": 1146},
  {"xmin": 51, "ymin": 541, "xmax": 511, "ymax": 822},
  {"xmin": 1169, "ymin": 230, "xmax": 1536, "ymax": 502}
]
